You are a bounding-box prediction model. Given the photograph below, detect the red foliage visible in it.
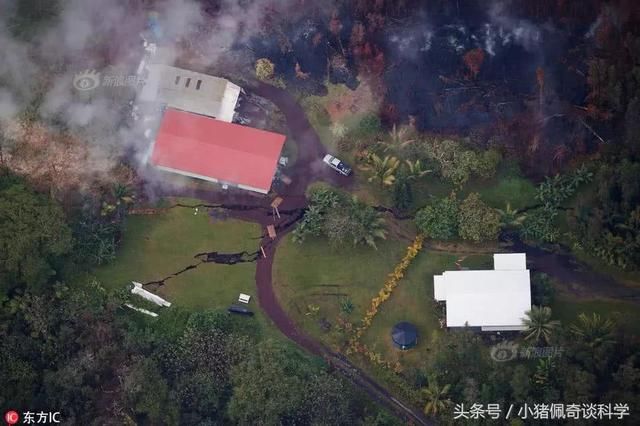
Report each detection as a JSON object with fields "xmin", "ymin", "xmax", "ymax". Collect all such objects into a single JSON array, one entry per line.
[
  {"xmin": 380, "ymin": 103, "xmax": 399, "ymax": 126},
  {"xmin": 462, "ymin": 48, "xmax": 485, "ymax": 79},
  {"xmin": 329, "ymin": 10, "xmax": 342, "ymax": 36}
]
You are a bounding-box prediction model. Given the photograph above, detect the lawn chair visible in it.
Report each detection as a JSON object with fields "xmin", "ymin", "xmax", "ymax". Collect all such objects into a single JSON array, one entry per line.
[{"xmin": 238, "ymin": 293, "xmax": 251, "ymax": 304}]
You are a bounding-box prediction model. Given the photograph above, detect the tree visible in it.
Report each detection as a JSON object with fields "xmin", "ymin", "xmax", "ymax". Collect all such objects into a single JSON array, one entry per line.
[
  {"xmin": 121, "ymin": 357, "xmax": 178, "ymax": 424},
  {"xmin": 415, "ymin": 195, "xmax": 459, "ymax": 239},
  {"xmin": 392, "ymin": 177, "xmax": 413, "ymax": 211},
  {"xmin": 360, "ymin": 153, "xmax": 400, "ymax": 187},
  {"xmin": 255, "ymin": 58, "xmax": 275, "ymax": 81},
  {"xmin": 463, "ymin": 48, "xmax": 485, "ymax": 79},
  {"xmin": 495, "ymin": 202, "xmax": 526, "ymax": 229},
  {"xmin": 348, "ymin": 199, "xmax": 387, "ymax": 249},
  {"xmin": 531, "ymin": 273, "xmax": 555, "ymax": 306},
  {"xmin": 101, "ymin": 183, "xmax": 135, "ymax": 219},
  {"xmin": 228, "ymin": 340, "xmax": 354, "ymax": 425},
  {"xmin": 422, "ymin": 377, "xmax": 452, "ymax": 416},
  {"xmin": 568, "ymin": 162, "xmax": 640, "ymax": 269},
  {"xmin": 384, "ymin": 124, "xmax": 416, "ymax": 152},
  {"xmin": 404, "ymin": 159, "xmax": 431, "ymax": 181},
  {"xmin": 458, "ymin": 193, "xmax": 500, "ymax": 242},
  {"xmin": 570, "ymin": 313, "xmax": 615, "ymax": 349},
  {"xmin": 424, "ymin": 139, "xmax": 495, "ymax": 187},
  {"xmin": 509, "ymin": 365, "xmax": 531, "ymax": 402},
  {"xmin": 0, "ymin": 175, "xmax": 72, "ymax": 292},
  {"xmin": 562, "ymin": 365, "xmax": 596, "ymax": 403},
  {"xmin": 532, "ymin": 358, "xmax": 561, "ymax": 400},
  {"xmin": 294, "ymin": 186, "xmax": 386, "ymax": 248},
  {"xmin": 474, "ymin": 149, "xmax": 501, "ymax": 178},
  {"xmin": 522, "ymin": 306, "xmax": 560, "ymax": 345},
  {"xmin": 521, "ymin": 207, "xmax": 559, "ymax": 243},
  {"xmin": 72, "ymin": 215, "xmax": 117, "ymax": 266}
]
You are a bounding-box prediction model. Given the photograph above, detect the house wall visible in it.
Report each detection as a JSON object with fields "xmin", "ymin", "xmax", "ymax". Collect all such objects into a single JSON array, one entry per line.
[{"xmin": 156, "ymin": 165, "xmax": 269, "ymax": 194}]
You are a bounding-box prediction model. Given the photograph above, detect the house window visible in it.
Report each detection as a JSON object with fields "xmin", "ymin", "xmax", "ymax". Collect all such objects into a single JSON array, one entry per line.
[
  {"xmin": 174, "ymin": 76, "xmax": 180, "ymax": 85},
  {"xmin": 185, "ymin": 78, "xmax": 191, "ymax": 88},
  {"xmin": 196, "ymin": 79, "xmax": 202, "ymax": 90}
]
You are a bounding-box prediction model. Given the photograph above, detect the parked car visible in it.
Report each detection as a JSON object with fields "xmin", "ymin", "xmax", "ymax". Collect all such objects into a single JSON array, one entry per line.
[{"xmin": 323, "ymin": 154, "xmax": 352, "ymax": 176}]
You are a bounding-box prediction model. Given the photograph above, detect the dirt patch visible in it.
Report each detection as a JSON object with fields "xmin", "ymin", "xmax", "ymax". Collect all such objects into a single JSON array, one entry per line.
[{"xmin": 324, "ymin": 81, "xmax": 377, "ymax": 123}]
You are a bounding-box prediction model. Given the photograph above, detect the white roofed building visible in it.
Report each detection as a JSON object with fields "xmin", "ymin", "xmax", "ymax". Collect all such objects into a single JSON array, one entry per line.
[
  {"xmin": 139, "ymin": 64, "xmax": 241, "ymax": 122},
  {"xmin": 433, "ymin": 253, "xmax": 531, "ymax": 331}
]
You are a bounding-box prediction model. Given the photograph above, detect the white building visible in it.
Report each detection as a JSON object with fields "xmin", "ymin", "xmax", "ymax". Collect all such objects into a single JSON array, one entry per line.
[
  {"xmin": 136, "ymin": 42, "xmax": 240, "ymax": 122},
  {"xmin": 139, "ymin": 64, "xmax": 241, "ymax": 122},
  {"xmin": 433, "ymin": 253, "xmax": 531, "ymax": 331}
]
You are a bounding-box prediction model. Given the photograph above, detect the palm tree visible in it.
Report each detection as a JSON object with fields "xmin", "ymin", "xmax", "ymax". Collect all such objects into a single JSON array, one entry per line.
[
  {"xmin": 422, "ymin": 377, "xmax": 452, "ymax": 416},
  {"xmin": 350, "ymin": 200, "xmax": 387, "ymax": 249},
  {"xmin": 533, "ymin": 357, "xmax": 556, "ymax": 387},
  {"xmin": 522, "ymin": 306, "xmax": 560, "ymax": 344},
  {"xmin": 101, "ymin": 183, "xmax": 136, "ymax": 218},
  {"xmin": 404, "ymin": 159, "xmax": 432, "ymax": 181},
  {"xmin": 570, "ymin": 313, "xmax": 615, "ymax": 349},
  {"xmin": 386, "ymin": 124, "xmax": 416, "ymax": 150},
  {"xmin": 359, "ymin": 153, "xmax": 400, "ymax": 187},
  {"xmin": 567, "ymin": 164, "xmax": 593, "ymax": 190},
  {"xmin": 495, "ymin": 202, "xmax": 527, "ymax": 228}
]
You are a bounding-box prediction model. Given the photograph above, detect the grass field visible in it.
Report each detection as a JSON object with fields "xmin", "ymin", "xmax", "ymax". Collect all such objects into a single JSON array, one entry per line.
[
  {"xmin": 93, "ymin": 199, "xmax": 279, "ymax": 337},
  {"xmin": 273, "ymin": 234, "xmax": 410, "ymax": 346},
  {"xmin": 273, "ymin": 231, "xmax": 495, "ymax": 369},
  {"xmin": 360, "ymin": 253, "xmax": 492, "ymax": 368},
  {"xmin": 551, "ymin": 296, "xmax": 640, "ymax": 335}
]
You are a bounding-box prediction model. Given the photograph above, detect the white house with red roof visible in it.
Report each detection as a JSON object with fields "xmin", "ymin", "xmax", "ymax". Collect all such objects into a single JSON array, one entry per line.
[
  {"xmin": 136, "ymin": 42, "xmax": 286, "ymax": 194},
  {"xmin": 150, "ymin": 108, "xmax": 286, "ymax": 194}
]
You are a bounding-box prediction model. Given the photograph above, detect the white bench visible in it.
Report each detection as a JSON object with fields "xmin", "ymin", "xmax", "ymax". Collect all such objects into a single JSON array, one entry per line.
[{"xmin": 238, "ymin": 293, "xmax": 251, "ymax": 304}]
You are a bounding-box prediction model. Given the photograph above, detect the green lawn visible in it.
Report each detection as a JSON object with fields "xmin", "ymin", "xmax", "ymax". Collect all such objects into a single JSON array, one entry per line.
[
  {"xmin": 93, "ymin": 199, "xmax": 279, "ymax": 337},
  {"xmin": 273, "ymin": 231, "xmax": 494, "ymax": 370},
  {"xmin": 551, "ymin": 297, "xmax": 640, "ymax": 335},
  {"xmin": 361, "ymin": 253, "xmax": 492, "ymax": 369},
  {"xmin": 273, "ymin": 234, "xmax": 410, "ymax": 347},
  {"xmin": 473, "ymin": 175, "xmax": 537, "ymax": 210}
]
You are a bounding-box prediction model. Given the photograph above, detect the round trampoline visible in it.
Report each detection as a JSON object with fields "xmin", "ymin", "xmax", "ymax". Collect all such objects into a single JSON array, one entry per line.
[{"xmin": 391, "ymin": 322, "xmax": 418, "ymax": 350}]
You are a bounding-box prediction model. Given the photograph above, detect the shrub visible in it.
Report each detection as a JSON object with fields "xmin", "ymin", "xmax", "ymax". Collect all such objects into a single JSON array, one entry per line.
[
  {"xmin": 255, "ymin": 58, "xmax": 275, "ymax": 81},
  {"xmin": 474, "ymin": 149, "xmax": 502, "ymax": 178},
  {"xmin": 415, "ymin": 195, "xmax": 459, "ymax": 239},
  {"xmin": 458, "ymin": 193, "xmax": 500, "ymax": 242},
  {"xmin": 531, "ymin": 273, "xmax": 555, "ymax": 306}
]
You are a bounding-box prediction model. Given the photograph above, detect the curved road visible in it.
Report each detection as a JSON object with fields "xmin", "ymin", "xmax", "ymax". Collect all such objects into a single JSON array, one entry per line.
[
  {"xmin": 154, "ymin": 80, "xmax": 640, "ymax": 425},
  {"xmin": 156, "ymin": 81, "xmax": 431, "ymax": 425}
]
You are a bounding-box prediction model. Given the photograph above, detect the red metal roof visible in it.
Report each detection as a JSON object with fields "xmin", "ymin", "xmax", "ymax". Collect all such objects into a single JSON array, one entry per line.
[{"xmin": 151, "ymin": 108, "xmax": 286, "ymax": 193}]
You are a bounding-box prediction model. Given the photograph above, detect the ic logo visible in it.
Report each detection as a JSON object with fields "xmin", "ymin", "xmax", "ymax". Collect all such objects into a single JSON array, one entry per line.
[
  {"xmin": 72, "ymin": 69, "xmax": 101, "ymax": 91},
  {"xmin": 4, "ymin": 410, "xmax": 19, "ymax": 425},
  {"xmin": 490, "ymin": 341, "xmax": 519, "ymax": 362}
]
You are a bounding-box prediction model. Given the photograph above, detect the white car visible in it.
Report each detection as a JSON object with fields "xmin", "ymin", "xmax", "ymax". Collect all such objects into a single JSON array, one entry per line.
[{"xmin": 323, "ymin": 154, "xmax": 352, "ymax": 176}]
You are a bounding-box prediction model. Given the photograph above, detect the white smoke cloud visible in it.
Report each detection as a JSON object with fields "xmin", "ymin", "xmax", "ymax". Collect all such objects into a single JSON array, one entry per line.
[
  {"xmin": 486, "ymin": 1, "xmax": 543, "ymax": 55},
  {"xmin": 0, "ymin": 0, "xmax": 306, "ymax": 192}
]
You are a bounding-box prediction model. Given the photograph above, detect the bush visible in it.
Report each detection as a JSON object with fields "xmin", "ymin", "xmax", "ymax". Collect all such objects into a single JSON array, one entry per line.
[
  {"xmin": 353, "ymin": 114, "xmax": 381, "ymax": 138},
  {"xmin": 520, "ymin": 207, "xmax": 559, "ymax": 243},
  {"xmin": 415, "ymin": 195, "xmax": 459, "ymax": 239},
  {"xmin": 423, "ymin": 139, "xmax": 500, "ymax": 187},
  {"xmin": 392, "ymin": 178, "xmax": 413, "ymax": 211},
  {"xmin": 294, "ymin": 186, "xmax": 387, "ymax": 249},
  {"xmin": 458, "ymin": 193, "xmax": 500, "ymax": 242},
  {"xmin": 531, "ymin": 273, "xmax": 555, "ymax": 306},
  {"xmin": 255, "ymin": 58, "xmax": 275, "ymax": 81},
  {"xmin": 474, "ymin": 149, "xmax": 502, "ymax": 178}
]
